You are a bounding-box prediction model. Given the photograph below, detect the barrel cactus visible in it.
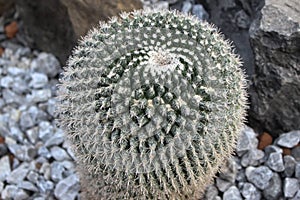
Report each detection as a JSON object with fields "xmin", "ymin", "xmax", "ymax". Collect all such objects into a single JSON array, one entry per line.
[{"xmin": 57, "ymin": 9, "xmax": 247, "ymax": 199}]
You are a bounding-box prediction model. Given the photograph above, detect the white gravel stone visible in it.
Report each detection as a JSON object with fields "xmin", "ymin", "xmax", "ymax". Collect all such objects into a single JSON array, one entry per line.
[
  {"xmin": 241, "ymin": 182, "xmax": 261, "ymax": 200},
  {"xmin": 29, "ymin": 72, "xmax": 49, "ymax": 88},
  {"xmin": 236, "ymin": 126, "xmax": 258, "ymax": 156},
  {"xmin": 0, "ymin": 76, "xmax": 13, "ymax": 88},
  {"xmin": 0, "ymin": 181, "xmax": 3, "ymax": 193},
  {"xmin": 0, "ymin": 156, "xmax": 11, "ymax": 181},
  {"xmin": 277, "ymin": 130, "xmax": 300, "ymax": 148},
  {"xmin": 27, "ymin": 89, "xmax": 52, "ymax": 103},
  {"xmin": 54, "ymin": 174, "xmax": 80, "ymax": 200},
  {"xmin": 50, "ymin": 146, "xmax": 71, "ymax": 161},
  {"xmin": 31, "ymin": 52, "xmax": 60, "ymax": 78},
  {"xmin": 283, "ymin": 178, "xmax": 299, "ymax": 198},
  {"xmin": 246, "ymin": 166, "xmax": 273, "ymax": 190},
  {"xmin": 6, "ymin": 165, "xmax": 28, "ymax": 184},
  {"xmin": 18, "ymin": 181, "xmax": 39, "ymax": 192},
  {"xmin": 223, "ymin": 186, "xmax": 242, "ymax": 200},
  {"xmin": 266, "ymin": 152, "xmax": 285, "ymax": 172}
]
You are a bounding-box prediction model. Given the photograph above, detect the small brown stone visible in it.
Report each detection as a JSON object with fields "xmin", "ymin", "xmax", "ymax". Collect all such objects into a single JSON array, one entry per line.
[
  {"xmin": 35, "ymin": 162, "xmax": 42, "ymax": 170},
  {"xmin": 0, "ymin": 136, "xmax": 4, "ymax": 144},
  {"xmin": 258, "ymin": 132, "xmax": 273, "ymax": 150},
  {"xmin": 5, "ymin": 21, "xmax": 18, "ymax": 39},
  {"xmin": 282, "ymin": 148, "xmax": 291, "ymax": 155},
  {"xmin": 0, "ymin": 47, "xmax": 4, "ymax": 56}
]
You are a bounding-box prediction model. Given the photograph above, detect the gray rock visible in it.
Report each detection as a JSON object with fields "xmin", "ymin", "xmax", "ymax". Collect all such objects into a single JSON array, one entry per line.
[
  {"xmin": 248, "ymin": 0, "xmax": 300, "ymax": 136},
  {"xmin": 38, "ymin": 146, "xmax": 51, "ymax": 158},
  {"xmin": 12, "ymin": 77, "xmax": 29, "ymax": 94},
  {"xmin": 241, "ymin": 149, "xmax": 264, "ymax": 167},
  {"xmin": 236, "ymin": 126, "xmax": 258, "ymax": 156},
  {"xmin": 223, "ymin": 186, "xmax": 242, "ymax": 200},
  {"xmin": 292, "ymin": 146, "xmax": 300, "ymax": 161},
  {"xmin": 0, "ymin": 155, "xmax": 11, "ymax": 181},
  {"xmin": 241, "ymin": 182, "xmax": 261, "ymax": 200},
  {"xmin": 36, "ymin": 178, "xmax": 54, "ymax": 193},
  {"xmin": 0, "ymin": 76, "xmax": 13, "ymax": 87},
  {"xmin": 216, "ymin": 177, "xmax": 232, "ymax": 192},
  {"xmin": 295, "ymin": 163, "xmax": 300, "ymax": 178},
  {"xmin": 51, "ymin": 161, "xmax": 65, "ymax": 182},
  {"xmin": 26, "ymin": 127, "xmax": 39, "ymax": 144},
  {"xmin": 27, "ymin": 170, "xmax": 39, "ymax": 184},
  {"xmin": 246, "ymin": 166, "xmax": 273, "ymax": 190},
  {"xmin": 0, "ymin": 181, "xmax": 3, "ymax": 193},
  {"xmin": 264, "ymin": 145, "xmax": 283, "ymax": 159},
  {"xmin": 219, "ymin": 158, "xmax": 238, "ymax": 183},
  {"xmin": 152, "ymin": 1, "xmax": 169, "ymax": 10},
  {"xmin": 181, "ymin": 1, "xmax": 192, "ymax": 14},
  {"xmin": 54, "ymin": 174, "xmax": 80, "ymax": 200},
  {"xmin": 277, "ymin": 131, "xmax": 300, "ymax": 148},
  {"xmin": 1, "ymin": 185, "xmax": 17, "ymax": 199},
  {"xmin": 31, "ymin": 52, "xmax": 61, "ymax": 78},
  {"xmin": 50, "ymin": 146, "xmax": 71, "ymax": 161},
  {"xmin": 3, "ymin": 89, "xmax": 24, "ymax": 104},
  {"xmin": 44, "ymin": 129, "xmax": 64, "ymax": 147},
  {"xmin": 204, "ymin": 185, "xmax": 218, "ymax": 200},
  {"xmin": 9, "ymin": 126, "xmax": 25, "ymax": 143},
  {"xmin": 8, "ymin": 143, "xmax": 37, "ymax": 161},
  {"xmin": 283, "ymin": 178, "xmax": 299, "ymax": 198},
  {"xmin": 27, "ymin": 89, "xmax": 52, "ymax": 103},
  {"xmin": 263, "ymin": 172, "xmax": 282, "ymax": 200},
  {"xmin": 192, "ymin": 4, "xmax": 209, "ymax": 20},
  {"xmin": 29, "ymin": 72, "xmax": 49, "ymax": 88},
  {"xmin": 0, "ymin": 143, "xmax": 8, "ymax": 157},
  {"xmin": 291, "ymin": 190, "xmax": 300, "ymax": 200},
  {"xmin": 18, "ymin": 181, "xmax": 39, "ymax": 192},
  {"xmin": 6, "ymin": 165, "xmax": 28, "ymax": 184},
  {"xmin": 20, "ymin": 110, "xmax": 35, "ymax": 129},
  {"xmin": 28, "ymin": 106, "xmax": 49, "ymax": 124},
  {"xmin": 38, "ymin": 121, "xmax": 54, "ymax": 142},
  {"xmin": 236, "ymin": 169, "xmax": 246, "ymax": 182},
  {"xmin": 266, "ymin": 152, "xmax": 285, "ymax": 172},
  {"xmin": 7, "ymin": 67, "xmax": 26, "ymax": 76},
  {"xmin": 235, "ymin": 9, "xmax": 251, "ymax": 29},
  {"xmin": 40, "ymin": 162, "xmax": 51, "ymax": 180},
  {"xmin": 284, "ymin": 155, "xmax": 296, "ymax": 177},
  {"xmin": 47, "ymin": 98, "xmax": 56, "ymax": 117}
]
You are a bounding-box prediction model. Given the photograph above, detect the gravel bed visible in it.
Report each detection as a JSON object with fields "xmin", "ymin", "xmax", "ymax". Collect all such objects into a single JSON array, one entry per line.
[{"xmin": 0, "ymin": 1, "xmax": 300, "ymax": 199}]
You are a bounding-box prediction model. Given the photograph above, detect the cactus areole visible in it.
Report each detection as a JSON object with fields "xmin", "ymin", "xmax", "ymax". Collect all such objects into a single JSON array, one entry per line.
[{"xmin": 57, "ymin": 9, "xmax": 247, "ymax": 200}]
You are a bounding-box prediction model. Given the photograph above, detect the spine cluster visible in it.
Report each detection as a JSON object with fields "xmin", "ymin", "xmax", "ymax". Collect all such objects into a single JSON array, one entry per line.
[{"xmin": 57, "ymin": 9, "xmax": 247, "ymax": 199}]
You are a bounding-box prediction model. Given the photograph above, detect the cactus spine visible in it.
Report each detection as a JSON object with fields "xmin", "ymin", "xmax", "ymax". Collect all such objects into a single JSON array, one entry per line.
[{"xmin": 57, "ymin": 9, "xmax": 247, "ymax": 199}]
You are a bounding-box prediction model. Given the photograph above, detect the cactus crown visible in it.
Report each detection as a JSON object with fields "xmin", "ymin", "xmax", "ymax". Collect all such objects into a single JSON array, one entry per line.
[{"xmin": 57, "ymin": 9, "xmax": 247, "ymax": 199}]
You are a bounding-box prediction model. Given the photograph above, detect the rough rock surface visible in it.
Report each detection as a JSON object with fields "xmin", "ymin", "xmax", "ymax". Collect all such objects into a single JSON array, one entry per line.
[
  {"xmin": 248, "ymin": 0, "xmax": 300, "ymax": 137},
  {"xmin": 15, "ymin": 0, "xmax": 142, "ymax": 64}
]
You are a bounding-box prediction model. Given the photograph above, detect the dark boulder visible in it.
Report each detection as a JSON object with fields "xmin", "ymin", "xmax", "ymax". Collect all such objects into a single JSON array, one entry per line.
[{"xmin": 248, "ymin": 0, "xmax": 300, "ymax": 137}]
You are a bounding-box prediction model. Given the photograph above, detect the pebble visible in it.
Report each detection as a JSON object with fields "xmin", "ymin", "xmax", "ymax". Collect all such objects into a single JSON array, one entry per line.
[
  {"xmin": 241, "ymin": 149, "xmax": 264, "ymax": 167},
  {"xmin": 0, "ymin": 156, "xmax": 11, "ymax": 181},
  {"xmin": 181, "ymin": 1, "xmax": 193, "ymax": 14},
  {"xmin": 8, "ymin": 143, "xmax": 36, "ymax": 161},
  {"xmin": 246, "ymin": 166, "xmax": 273, "ymax": 190},
  {"xmin": 50, "ymin": 161, "xmax": 65, "ymax": 182},
  {"xmin": 26, "ymin": 127, "xmax": 39, "ymax": 144},
  {"xmin": 27, "ymin": 89, "xmax": 52, "ymax": 103},
  {"xmin": 266, "ymin": 152, "xmax": 285, "ymax": 172},
  {"xmin": 50, "ymin": 146, "xmax": 71, "ymax": 161},
  {"xmin": 54, "ymin": 174, "xmax": 80, "ymax": 200},
  {"xmin": 38, "ymin": 121, "xmax": 54, "ymax": 142},
  {"xmin": 223, "ymin": 186, "xmax": 242, "ymax": 200},
  {"xmin": 284, "ymin": 155, "xmax": 296, "ymax": 177},
  {"xmin": 219, "ymin": 158, "xmax": 237, "ymax": 183},
  {"xmin": 204, "ymin": 185, "xmax": 218, "ymax": 200},
  {"xmin": 0, "ymin": 76, "xmax": 13, "ymax": 87},
  {"xmin": 0, "ymin": 143, "xmax": 8, "ymax": 157},
  {"xmin": 283, "ymin": 178, "xmax": 299, "ymax": 198},
  {"xmin": 0, "ymin": 182, "xmax": 3, "ymax": 193},
  {"xmin": 241, "ymin": 182, "xmax": 261, "ymax": 200},
  {"xmin": 192, "ymin": 4, "xmax": 209, "ymax": 20},
  {"xmin": 6, "ymin": 165, "xmax": 28, "ymax": 184},
  {"xmin": 44, "ymin": 130, "xmax": 64, "ymax": 147},
  {"xmin": 236, "ymin": 126, "xmax": 258, "ymax": 156},
  {"xmin": 295, "ymin": 163, "xmax": 300, "ymax": 178},
  {"xmin": 152, "ymin": 1, "xmax": 169, "ymax": 10},
  {"xmin": 30, "ymin": 52, "xmax": 60, "ymax": 78},
  {"xmin": 263, "ymin": 172, "xmax": 282, "ymax": 200},
  {"xmin": 216, "ymin": 177, "xmax": 232, "ymax": 192},
  {"xmin": 291, "ymin": 146, "xmax": 300, "ymax": 161},
  {"xmin": 277, "ymin": 130, "xmax": 300, "ymax": 148},
  {"xmin": 20, "ymin": 111, "xmax": 35, "ymax": 129},
  {"xmin": 29, "ymin": 72, "xmax": 49, "ymax": 88},
  {"xmin": 18, "ymin": 181, "xmax": 39, "ymax": 192}
]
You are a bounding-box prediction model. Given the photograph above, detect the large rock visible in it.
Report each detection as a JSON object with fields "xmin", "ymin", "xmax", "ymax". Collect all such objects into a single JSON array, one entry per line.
[
  {"xmin": 204, "ymin": 0, "xmax": 264, "ymax": 76},
  {"xmin": 248, "ymin": 0, "xmax": 300, "ymax": 136},
  {"xmin": 16, "ymin": 0, "xmax": 142, "ymax": 64}
]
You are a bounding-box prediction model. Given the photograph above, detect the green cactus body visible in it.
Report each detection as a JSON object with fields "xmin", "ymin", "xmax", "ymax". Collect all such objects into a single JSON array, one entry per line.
[{"xmin": 57, "ymin": 9, "xmax": 247, "ymax": 200}]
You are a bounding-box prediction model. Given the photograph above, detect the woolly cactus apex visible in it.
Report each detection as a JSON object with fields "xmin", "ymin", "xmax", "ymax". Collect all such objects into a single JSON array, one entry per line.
[{"xmin": 57, "ymin": 9, "xmax": 247, "ymax": 200}]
